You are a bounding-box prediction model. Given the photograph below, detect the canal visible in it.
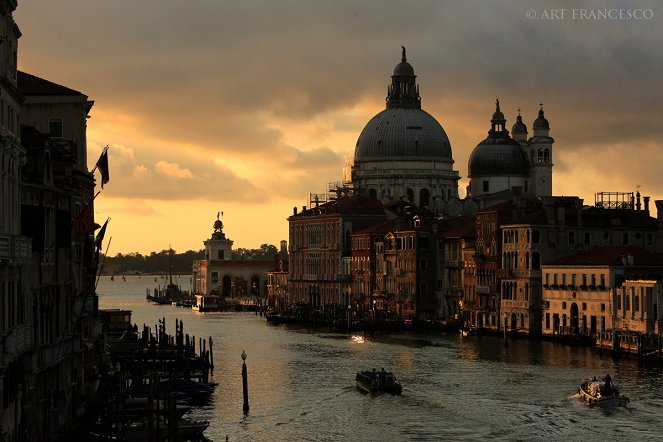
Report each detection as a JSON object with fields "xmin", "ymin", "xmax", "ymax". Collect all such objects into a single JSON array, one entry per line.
[{"xmin": 98, "ymin": 276, "xmax": 663, "ymax": 441}]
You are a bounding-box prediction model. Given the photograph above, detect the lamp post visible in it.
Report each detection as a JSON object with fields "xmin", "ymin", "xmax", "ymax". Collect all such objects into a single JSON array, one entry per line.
[
  {"xmin": 347, "ymin": 304, "xmax": 351, "ymax": 332},
  {"xmin": 241, "ymin": 350, "xmax": 249, "ymax": 414}
]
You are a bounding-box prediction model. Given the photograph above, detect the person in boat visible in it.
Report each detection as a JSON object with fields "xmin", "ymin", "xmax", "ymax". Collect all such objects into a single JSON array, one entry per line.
[
  {"xmin": 371, "ymin": 368, "xmax": 377, "ymax": 388},
  {"xmin": 604, "ymin": 374, "xmax": 612, "ymax": 391}
]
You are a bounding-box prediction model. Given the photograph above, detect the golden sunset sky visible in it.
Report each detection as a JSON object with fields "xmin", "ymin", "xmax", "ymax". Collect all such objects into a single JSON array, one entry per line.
[{"xmin": 14, "ymin": 1, "xmax": 663, "ymax": 254}]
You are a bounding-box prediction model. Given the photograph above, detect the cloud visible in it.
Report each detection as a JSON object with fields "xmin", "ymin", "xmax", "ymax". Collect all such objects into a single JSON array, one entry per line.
[
  {"xmin": 13, "ymin": 0, "xmax": 663, "ymax": 253},
  {"xmin": 155, "ymin": 161, "xmax": 193, "ymax": 180}
]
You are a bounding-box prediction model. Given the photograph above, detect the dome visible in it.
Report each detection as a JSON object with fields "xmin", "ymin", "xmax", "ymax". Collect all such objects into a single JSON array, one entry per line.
[
  {"xmin": 394, "ymin": 61, "xmax": 415, "ymax": 76},
  {"xmin": 533, "ymin": 108, "xmax": 549, "ymax": 130},
  {"xmin": 468, "ymin": 134, "xmax": 529, "ymax": 177},
  {"xmin": 511, "ymin": 114, "xmax": 527, "ymax": 134},
  {"xmin": 354, "ymin": 107, "xmax": 453, "ymax": 161}
]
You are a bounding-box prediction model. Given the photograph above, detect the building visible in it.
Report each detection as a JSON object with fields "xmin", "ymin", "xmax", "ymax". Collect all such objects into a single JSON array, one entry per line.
[
  {"xmin": 541, "ymin": 246, "xmax": 663, "ymax": 339},
  {"xmin": 192, "ymin": 214, "xmax": 275, "ymax": 305},
  {"xmin": 0, "ymin": 32, "xmax": 103, "ymax": 440},
  {"xmin": 288, "ymin": 196, "xmax": 385, "ymax": 316}
]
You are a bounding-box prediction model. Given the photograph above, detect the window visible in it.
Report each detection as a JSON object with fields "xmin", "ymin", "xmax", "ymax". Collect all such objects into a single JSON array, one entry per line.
[
  {"xmin": 211, "ymin": 272, "xmax": 218, "ymax": 283},
  {"xmin": 217, "ymin": 250, "xmax": 224, "ymax": 260},
  {"xmin": 601, "ymin": 303, "xmax": 606, "ymax": 312},
  {"xmin": 49, "ymin": 118, "xmax": 63, "ymax": 138},
  {"xmin": 582, "ymin": 302, "xmax": 587, "ymax": 311},
  {"xmin": 483, "ymin": 180, "xmax": 489, "ymax": 192},
  {"xmin": 622, "ymin": 233, "xmax": 629, "ymax": 245},
  {"xmin": 647, "ymin": 233, "xmax": 653, "ymax": 246},
  {"xmin": 569, "ymin": 232, "xmax": 575, "ymax": 244},
  {"xmin": 571, "ymin": 274, "xmax": 576, "ymax": 287},
  {"xmin": 562, "ymin": 301, "xmax": 567, "ymax": 310},
  {"xmin": 584, "ymin": 232, "xmax": 591, "ymax": 245}
]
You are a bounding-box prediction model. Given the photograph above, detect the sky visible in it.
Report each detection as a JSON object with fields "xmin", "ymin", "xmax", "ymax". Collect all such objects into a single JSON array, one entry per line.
[{"xmin": 14, "ymin": 0, "xmax": 663, "ymax": 255}]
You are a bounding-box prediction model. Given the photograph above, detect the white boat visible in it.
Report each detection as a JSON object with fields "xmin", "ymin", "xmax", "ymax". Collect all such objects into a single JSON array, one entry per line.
[{"xmin": 578, "ymin": 375, "xmax": 629, "ymax": 407}]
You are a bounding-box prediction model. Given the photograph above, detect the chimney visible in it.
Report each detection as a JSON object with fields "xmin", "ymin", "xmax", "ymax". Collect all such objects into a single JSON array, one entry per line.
[
  {"xmin": 302, "ymin": 206, "xmax": 307, "ymax": 213},
  {"xmin": 636, "ymin": 191, "xmax": 642, "ymax": 211},
  {"xmin": 656, "ymin": 200, "xmax": 663, "ymax": 224},
  {"xmin": 293, "ymin": 206, "xmax": 298, "ymax": 216},
  {"xmin": 643, "ymin": 196, "xmax": 650, "ymax": 215}
]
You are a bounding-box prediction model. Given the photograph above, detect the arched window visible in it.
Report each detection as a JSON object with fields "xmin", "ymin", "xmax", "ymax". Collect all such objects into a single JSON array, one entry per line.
[
  {"xmin": 532, "ymin": 230, "xmax": 540, "ymax": 243},
  {"xmin": 368, "ymin": 188, "xmax": 377, "ymax": 199},
  {"xmin": 538, "ymin": 149, "xmax": 544, "ymax": 163},
  {"xmin": 419, "ymin": 188, "xmax": 430, "ymax": 207},
  {"xmin": 544, "ymin": 149, "xmax": 550, "ymax": 163},
  {"xmin": 532, "ymin": 252, "xmax": 541, "ymax": 270},
  {"xmin": 525, "ymin": 252, "xmax": 530, "ymax": 270},
  {"xmin": 406, "ymin": 188, "xmax": 414, "ymax": 202}
]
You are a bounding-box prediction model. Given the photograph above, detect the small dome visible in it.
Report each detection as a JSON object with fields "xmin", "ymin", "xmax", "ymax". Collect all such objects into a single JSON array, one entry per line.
[
  {"xmin": 394, "ymin": 61, "xmax": 415, "ymax": 76},
  {"xmin": 393, "ymin": 45, "xmax": 415, "ymax": 76},
  {"xmin": 533, "ymin": 107, "xmax": 549, "ymax": 130},
  {"xmin": 355, "ymin": 108, "xmax": 452, "ymax": 162},
  {"xmin": 512, "ymin": 114, "xmax": 527, "ymax": 134},
  {"xmin": 468, "ymin": 136, "xmax": 530, "ymax": 177}
]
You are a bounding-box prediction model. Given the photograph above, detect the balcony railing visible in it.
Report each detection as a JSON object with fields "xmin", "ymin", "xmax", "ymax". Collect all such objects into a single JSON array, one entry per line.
[{"xmin": 0, "ymin": 234, "xmax": 32, "ymax": 263}]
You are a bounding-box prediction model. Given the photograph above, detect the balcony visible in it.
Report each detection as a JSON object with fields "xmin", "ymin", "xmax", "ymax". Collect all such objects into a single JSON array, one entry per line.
[
  {"xmin": 0, "ymin": 234, "xmax": 32, "ymax": 264},
  {"xmin": 445, "ymin": 260, "xmax": 464, "ymax": 269}
]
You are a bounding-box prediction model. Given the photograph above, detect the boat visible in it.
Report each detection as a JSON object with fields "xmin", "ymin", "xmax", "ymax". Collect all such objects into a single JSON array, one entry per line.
[
  {"xmin": 356, "ymin": 369, "xmax": 402, "ymax": 395},
  {"xmin": 578, "ymin": 375, "xmax": 629, "ymax": 407},
  {"xmin": 192, "ymin": 294, "xmax": 224, "ymax": 312}
]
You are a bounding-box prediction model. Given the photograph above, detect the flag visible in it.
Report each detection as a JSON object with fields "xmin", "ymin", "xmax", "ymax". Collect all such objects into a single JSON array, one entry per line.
[
  {"xmin": 96, "ymin": 148, "xmax": 110, "ymax": 188},
  {"xmin": 74, "ymin": 203, "xmax": 95, "ymax": 240},
  {"xmin": 95, "ymin": 217, "xmax": 110, "ymax": 250}
]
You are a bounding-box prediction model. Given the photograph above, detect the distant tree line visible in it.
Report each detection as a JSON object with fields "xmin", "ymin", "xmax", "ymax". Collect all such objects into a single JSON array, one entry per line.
[{"xmin": 99, "ymin": 244, "xmax": 279, "ymax": 275}]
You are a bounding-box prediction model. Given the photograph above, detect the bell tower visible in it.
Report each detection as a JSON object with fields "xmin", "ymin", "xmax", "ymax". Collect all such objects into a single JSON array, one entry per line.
[
  {"xmin": 528, "ymin": 104, "xmax": 554, "ymax": 197},
  {"xmin": 204, "ymin": 212, "xmax": 233, "ymax": 261}
]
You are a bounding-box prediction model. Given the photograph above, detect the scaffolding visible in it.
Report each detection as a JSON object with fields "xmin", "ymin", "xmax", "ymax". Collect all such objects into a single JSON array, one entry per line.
[{"xmin": 594, "ymin": 192, "xmax": 634, "ymax": 210}]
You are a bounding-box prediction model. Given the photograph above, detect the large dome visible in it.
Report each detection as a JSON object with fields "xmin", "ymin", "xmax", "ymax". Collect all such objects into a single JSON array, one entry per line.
[
  {"xmin": 468, "ymin": 135, "xmax": 529, "ymax": 177},
  {"xmin": 354, "ymin": 108, "xmax": 453, "ymax": 162}
]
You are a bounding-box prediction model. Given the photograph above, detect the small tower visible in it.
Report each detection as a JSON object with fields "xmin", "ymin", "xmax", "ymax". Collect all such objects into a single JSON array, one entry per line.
[
  {"xmin": 511, "ymin": 109, "xmax": 528, "ymax": 143},
  {"xmin": 204, "ymin": 212, "xmax": 233, "ymax": 261},
  {"xmin": 528, "ymin": 103, "xmax": 554, "ymax": 197}
]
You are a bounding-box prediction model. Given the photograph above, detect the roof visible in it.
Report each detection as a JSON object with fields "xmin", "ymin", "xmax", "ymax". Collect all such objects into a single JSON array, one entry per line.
[
  {"xmin": 292, "ymin": 196, "xmax": 385, "ymax": 218},
  {"xmin": 18, "ymin": 71, "xmax": 83, "ymax": 96},
  {"xmin": 546, "ymin": 246, "xmax": 663, "ymax": 267},
  {"xmin": 354, "ymin": 107, "xmax": 453, "ymax": 162}
]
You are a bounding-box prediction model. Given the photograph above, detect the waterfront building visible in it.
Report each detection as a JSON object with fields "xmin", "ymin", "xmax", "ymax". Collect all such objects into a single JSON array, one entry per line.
[
  {"xmin": 614, "ymin": 279, "xmax": 663, "ymax": 335},
  {"xmin": 439, "ymin": 218, "xmax": 475, "ymax": 322},
  {"xmin": 499, "ymin": 192, "xmax": 662, "ymax": 336},
  {"xmin": 192, "ymin": 214, "xmax": 276, "ymax": 305},
  {"xmin": 0, "ymin": 50, "xmax": 102, "ymax": 442},
  {"xmin": 0, "ymin": 3, "xmax": 30, "ymax": 438},
  {"xmin": 288, "ymin": 196, "xmax": 385, "ymax": 315},
  {"xmin": 541, "ymin": 246, "xmax": 663, "ymax": 338},
  {"xmin": 266, "ymin": 255, "xmax": 289, "ymax": 312}
]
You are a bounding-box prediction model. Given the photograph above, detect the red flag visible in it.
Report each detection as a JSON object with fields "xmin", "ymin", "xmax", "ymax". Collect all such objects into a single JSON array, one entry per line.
[
  {"xmin": 96, "ymin": 148, "xmax": 110, "ymax": 188},
  {"xmin": 74, "ymin": 203, "xmax": 95, "ymax": 240}
]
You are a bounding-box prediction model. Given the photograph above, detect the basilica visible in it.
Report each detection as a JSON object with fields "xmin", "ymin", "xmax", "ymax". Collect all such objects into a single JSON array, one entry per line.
[
  {"xmin": 282, "ymin": 48, "xmax": 663, "ymax": 339},
  {"xmin": 349, "ymin": 47, "xmax": 554, "ymax": 215}
]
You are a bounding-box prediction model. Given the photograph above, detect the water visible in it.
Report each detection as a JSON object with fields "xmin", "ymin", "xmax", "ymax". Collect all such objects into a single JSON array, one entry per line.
[{"xmin": 98, "ymin": 275, "xmax": 663, "ymax": 441}]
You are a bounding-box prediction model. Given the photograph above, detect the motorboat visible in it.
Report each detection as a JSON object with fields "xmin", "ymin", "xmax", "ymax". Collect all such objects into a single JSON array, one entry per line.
[
  {"xmin": 356, "ymin": 369, "xmax": 402, "ymax": 396},
  {"xmin": 578, "ymin": 375, "xmax": 629, "ymax": 407}
]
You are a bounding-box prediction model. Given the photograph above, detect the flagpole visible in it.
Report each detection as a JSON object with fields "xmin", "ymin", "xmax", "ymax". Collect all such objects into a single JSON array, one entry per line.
[
  {"xmin": 91, "ymin": 145, "xmax": 109, "ymax": 174},
  {"xmin": 96, "ymin": 236, "xmax": 113, "ymax": 291}
]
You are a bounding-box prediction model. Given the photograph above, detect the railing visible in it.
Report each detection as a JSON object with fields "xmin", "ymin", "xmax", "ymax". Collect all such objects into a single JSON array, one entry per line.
[{"xmin": 0, "ymin": 234, "xmax": 32, "ymax": 263}]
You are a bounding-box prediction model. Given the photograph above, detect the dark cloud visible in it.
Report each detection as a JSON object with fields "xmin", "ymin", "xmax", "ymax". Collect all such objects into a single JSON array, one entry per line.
[{"xmin": 14, "ymin": 0, "xmax": 663, "ymax": 207}]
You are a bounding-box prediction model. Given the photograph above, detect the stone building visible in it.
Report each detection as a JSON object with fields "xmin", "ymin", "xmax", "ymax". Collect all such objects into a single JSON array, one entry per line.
[
  {"xmin": 1, "ymin": 33, "xmax": 102, "ymax": 440},
  {"xmin": 541, "ymin": 246, "xmax": 663, "ymax": 338},
  {"xmin": 192, "ymin": 214, "xmax": 275, "ymax": 303},
  {"xmin": 287, "ymin": 196, "xmax": 385, "ymax": 315}
]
